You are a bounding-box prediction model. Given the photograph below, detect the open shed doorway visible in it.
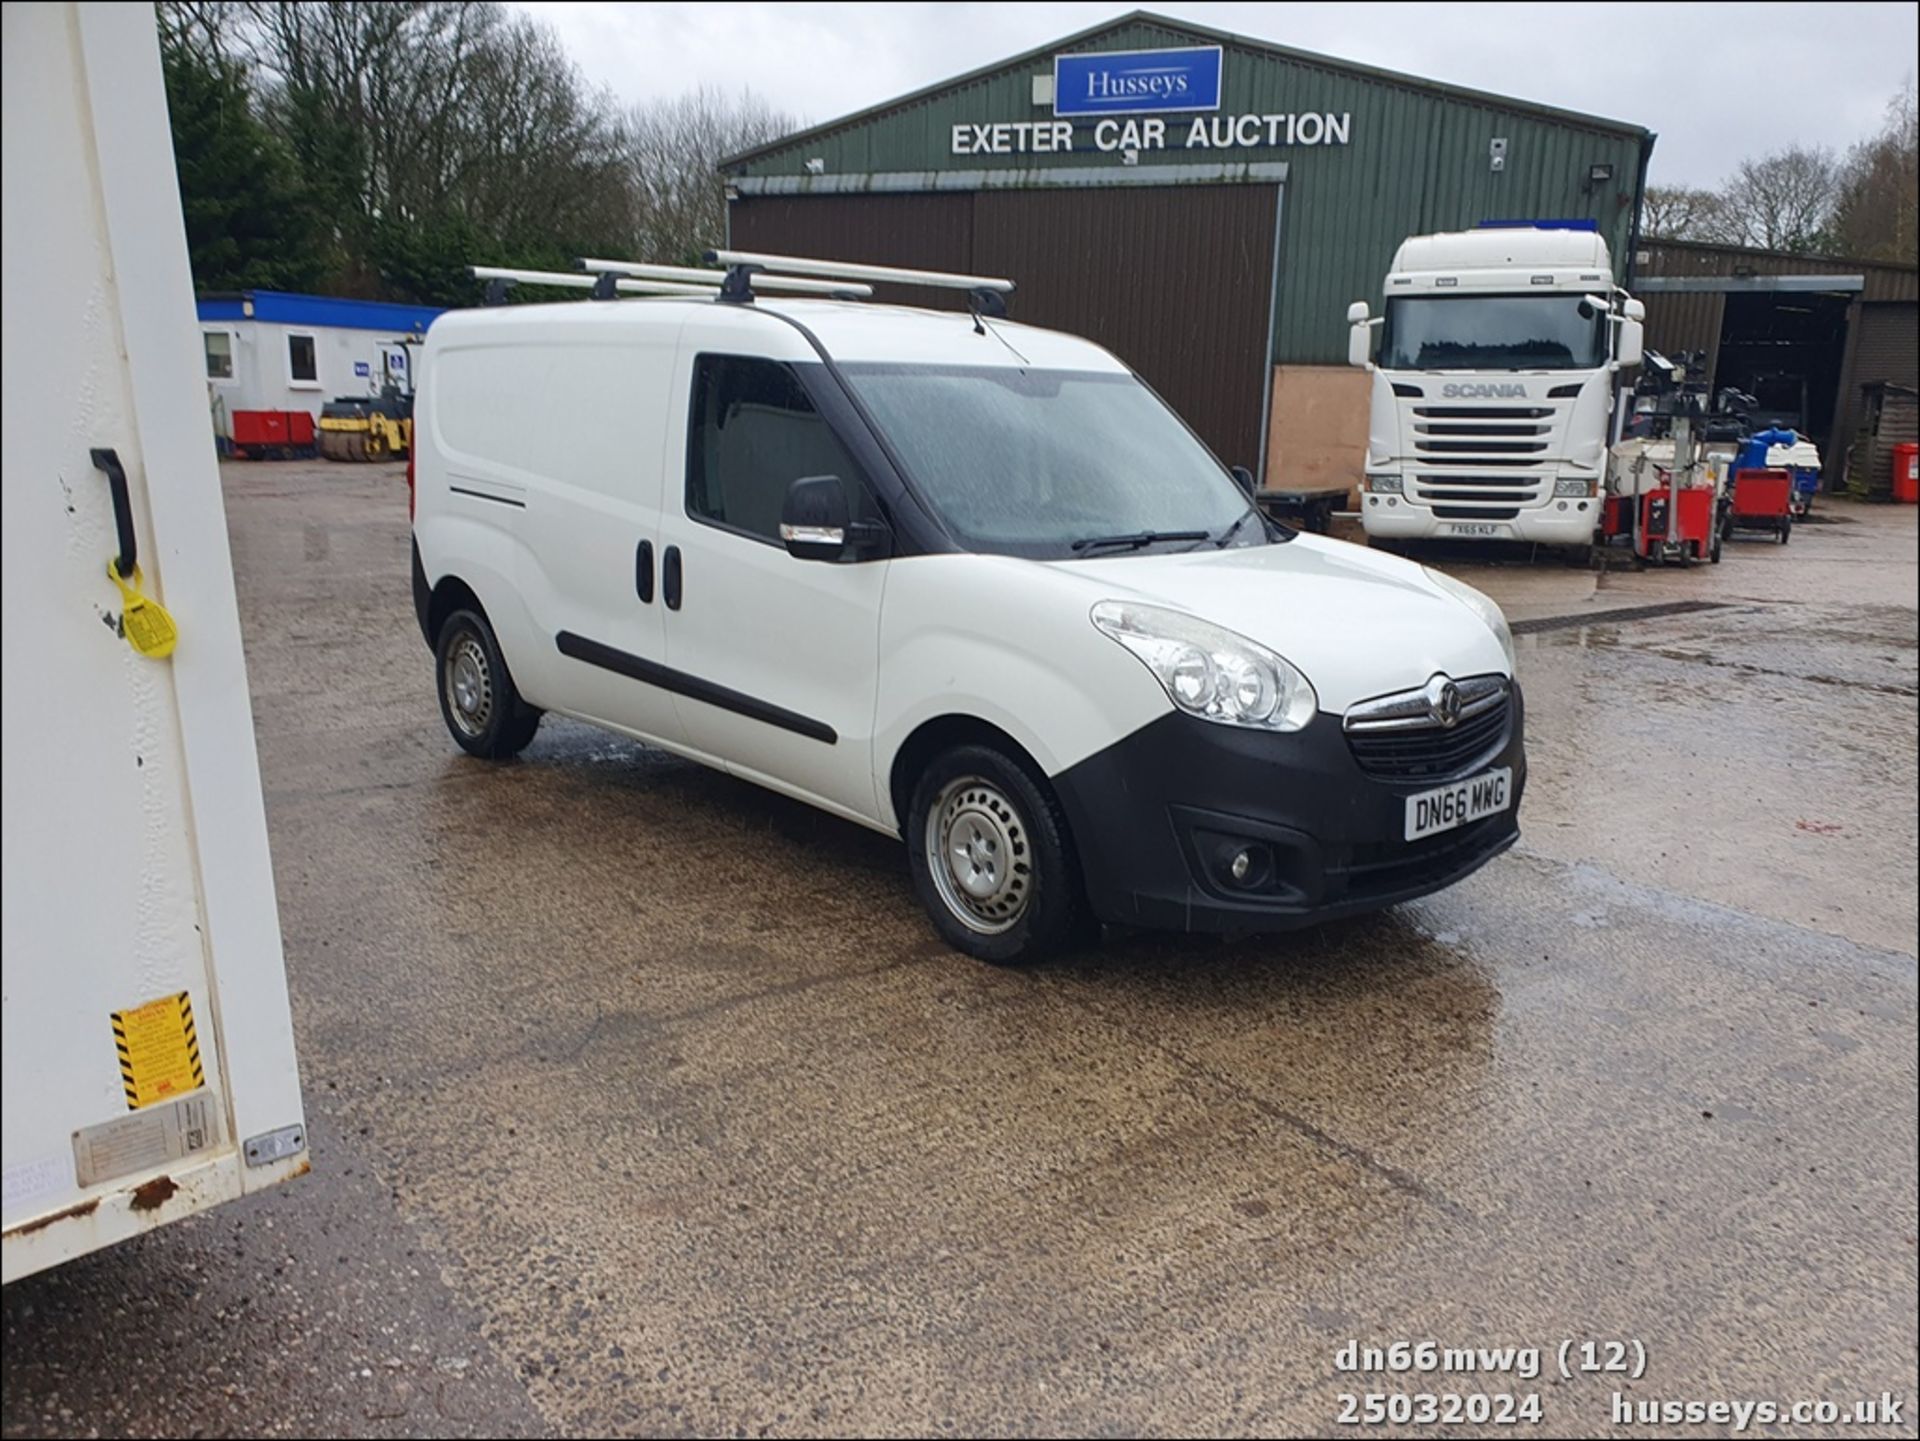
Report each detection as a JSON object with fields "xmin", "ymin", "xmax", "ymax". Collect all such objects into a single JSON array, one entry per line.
[{"xmin": 1712, "ymin": 290, "xmax": 1852, "ymax": 447}]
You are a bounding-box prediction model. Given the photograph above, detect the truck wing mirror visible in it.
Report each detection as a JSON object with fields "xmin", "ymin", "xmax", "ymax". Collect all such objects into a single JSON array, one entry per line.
[
  {"xmin": 1615, "ymin": 317, "xmax": 1644, "ymax": 370},
  {"xmin": 1347, "ymin": 321, "xmax": 1374, "ymax": 369}
]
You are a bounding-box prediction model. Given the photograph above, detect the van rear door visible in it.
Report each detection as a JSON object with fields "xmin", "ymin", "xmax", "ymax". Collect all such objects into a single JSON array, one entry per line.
[{"xmin": 496, "ymin": 317, "xmax": 690, "ymax": 749}]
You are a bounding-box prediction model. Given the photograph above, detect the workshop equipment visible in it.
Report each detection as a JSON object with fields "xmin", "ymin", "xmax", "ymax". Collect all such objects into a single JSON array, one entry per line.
[
  {"xmin": 1725, "ymin": 467, "xmax": 1794, "ymax": 543},
  {"xmin": 1602, "ymin": 351, "xmax": 1730, "ymax": 565}
]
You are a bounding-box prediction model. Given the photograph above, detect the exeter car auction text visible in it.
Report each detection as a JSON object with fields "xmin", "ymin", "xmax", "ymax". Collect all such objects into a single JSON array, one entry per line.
[{"xmin": 950, "ymin": 112, "xmax": 1353, "ymax": 155}]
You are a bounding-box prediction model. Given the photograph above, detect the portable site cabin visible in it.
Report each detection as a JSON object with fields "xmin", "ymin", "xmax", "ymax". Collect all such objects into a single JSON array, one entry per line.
[{"xmin": 195, "ymin": 290, "xmax": 442, "ymax": 443}]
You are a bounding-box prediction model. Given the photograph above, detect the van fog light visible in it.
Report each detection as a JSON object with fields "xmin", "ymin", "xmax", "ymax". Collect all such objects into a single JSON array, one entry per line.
[{"xmin": 1215, "ymin": 842, "xmax": 1271, "ymax": 889}]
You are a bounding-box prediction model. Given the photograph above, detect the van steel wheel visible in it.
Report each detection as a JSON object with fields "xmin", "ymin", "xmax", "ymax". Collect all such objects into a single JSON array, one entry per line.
[
  {"xmin": 906, "ymin": 743, "xmax": 1089, "ymax": 965},
  {"xmin": 443, "ymin": 631, "xmax": 494, "ymax": 739},
  {"xmin": 926, "ymin": 776, "xmax": 1032, "ymax": 935},
  {"xmin": 434, "ymin": 607, "xmax": 541, "ymax": 760}
]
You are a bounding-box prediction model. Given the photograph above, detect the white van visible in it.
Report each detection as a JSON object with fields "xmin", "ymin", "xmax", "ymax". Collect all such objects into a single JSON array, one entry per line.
[{"xmin": 412, "ymin": 255, "xmax": 1524, "ymax": 963}]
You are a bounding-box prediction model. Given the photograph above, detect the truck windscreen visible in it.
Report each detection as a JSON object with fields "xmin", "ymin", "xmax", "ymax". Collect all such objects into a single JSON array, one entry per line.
[{"xmin": 1380, "ymin": 295, "xmax": 1606, "ymax": 371}]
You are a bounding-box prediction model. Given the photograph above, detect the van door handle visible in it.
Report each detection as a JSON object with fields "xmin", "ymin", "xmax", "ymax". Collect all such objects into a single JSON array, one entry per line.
[
  {"xmin": 635, "ymin": 539, "xmax": 654, "ymax": 603},
  {"xmin": 662, "ymin": 545, "xmax": 682, "ymax": 611}
]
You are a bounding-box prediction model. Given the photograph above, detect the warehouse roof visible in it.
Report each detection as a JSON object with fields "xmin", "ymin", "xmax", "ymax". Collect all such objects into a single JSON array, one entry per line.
[
  {"xmin": 196, "ymin": 291, "xmax": 444, "ymax": 335},
  {"xmin": 722, "ymin": 9, "xmax": 1650, "ymax": 170},
  {"xmin": 1638, "ymin": 238, "xmax": 1919, "ymax": 304}
]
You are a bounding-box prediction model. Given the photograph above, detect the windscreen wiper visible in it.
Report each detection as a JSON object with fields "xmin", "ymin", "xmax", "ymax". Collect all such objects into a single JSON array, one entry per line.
[
  {"xmin": 1214, "ymin": 507, "xmax": 1294, "ymax": 546},
  {"xmin": 1070, "ymin": 529, "xmax": 1211, "ymax": 554}
]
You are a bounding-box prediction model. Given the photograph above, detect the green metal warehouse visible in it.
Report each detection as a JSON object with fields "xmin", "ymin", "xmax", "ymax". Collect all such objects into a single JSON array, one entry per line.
[{"xmin": 722, "ymin": 10, "xmax": 1653, "ymax": 488}]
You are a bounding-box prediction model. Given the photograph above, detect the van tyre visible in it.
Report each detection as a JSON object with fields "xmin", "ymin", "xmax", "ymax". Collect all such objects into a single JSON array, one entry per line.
[
  {"xmin": 435, "ymin": 608, "xmax": 541, "ymax": 759},
  {"xmin": 907, "ymin": 744, "xmax": 1087, "ymax": 965}
]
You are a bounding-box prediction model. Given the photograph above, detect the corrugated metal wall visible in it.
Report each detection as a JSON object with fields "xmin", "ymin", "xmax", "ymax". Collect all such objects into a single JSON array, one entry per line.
[
  {"xmin": 1637, "ymin": 290, "xmax": 1724, "ymax": 374},
  {"xmin": 731, "ymin": 185, "xmax": 1279, "ymax": 467},
  {"xmin": 1854, "ymin": 303, "xmax": 1920, "ymax": 390},
  {"xmin": 725, "ymin": 17, "xmax": 1646, "ymax": 365}
]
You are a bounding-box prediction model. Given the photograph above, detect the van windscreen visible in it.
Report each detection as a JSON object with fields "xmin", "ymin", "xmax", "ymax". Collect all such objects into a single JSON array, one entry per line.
[{"xmin": 840, "ymin": 365, "xmax": 1253, "ymax": 559}]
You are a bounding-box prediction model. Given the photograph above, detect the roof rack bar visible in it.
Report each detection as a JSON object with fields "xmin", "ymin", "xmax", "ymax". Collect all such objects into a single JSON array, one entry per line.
[
  {"xmin": 471, "ymin": 266, "xmax": 717, "ymax": 298},
  {"xmin": 705, "ymin": 250, "xmax": 1015, "ymax": 295},
  {"xmin": 577, "ymin": 258, "xmax": 873, "ymax": 298}
]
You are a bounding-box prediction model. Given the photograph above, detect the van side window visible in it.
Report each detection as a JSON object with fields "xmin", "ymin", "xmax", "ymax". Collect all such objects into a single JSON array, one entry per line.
[{"xmin": 687, "ymin": 355, "xmax": 865, "ymax": 544}]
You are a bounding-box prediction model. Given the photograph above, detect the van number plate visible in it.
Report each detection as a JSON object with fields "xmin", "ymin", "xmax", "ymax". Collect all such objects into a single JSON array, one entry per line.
[
  {"xmin": 1443, "ymin": 521, "xmax": 1507, "ymax": 538},
  {"xmin": 1405, "ymin": 767, "xmax": 1512, "ymax": 841}
]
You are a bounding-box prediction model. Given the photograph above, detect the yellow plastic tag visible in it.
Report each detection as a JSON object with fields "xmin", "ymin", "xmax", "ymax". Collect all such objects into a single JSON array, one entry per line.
[{"xmin": 107, "ymin": 562, "xmax": 178, "ymax": 658}]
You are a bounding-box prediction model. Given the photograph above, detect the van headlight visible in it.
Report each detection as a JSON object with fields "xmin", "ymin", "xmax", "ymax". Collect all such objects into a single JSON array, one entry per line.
[
  {"xmin": 1091, "ymin": 601, "xmax": 1317, "ymax": 731},
  {"xmin": 1424, "ymin": 568, "xmax": 1516, "ymax": 671}
]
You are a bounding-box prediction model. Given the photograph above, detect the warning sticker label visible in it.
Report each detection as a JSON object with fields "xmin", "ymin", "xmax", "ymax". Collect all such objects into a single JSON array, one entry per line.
[{"xmin": 111, "ymin": 991, "xmax": 204, "ymax": 1110}]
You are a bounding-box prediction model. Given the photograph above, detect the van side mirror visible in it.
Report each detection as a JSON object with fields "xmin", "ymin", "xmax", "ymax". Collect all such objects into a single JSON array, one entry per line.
[
  {"xmin": 781, "ymin": 474, "xmax": 851, "ymax": 561},
  {"xmin": 1230, "ymin": 465, "xmax": 1257, "ymax": 497}
]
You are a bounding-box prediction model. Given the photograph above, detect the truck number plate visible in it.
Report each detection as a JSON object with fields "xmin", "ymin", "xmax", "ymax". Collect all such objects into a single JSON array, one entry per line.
[
  {"xmin": 1405, "ymin": 767, "xmax": 1512, "ymax": 841},
  {"xmin": 1443, "ymin": 521, "xmax": 1507, "ymax": 538}
]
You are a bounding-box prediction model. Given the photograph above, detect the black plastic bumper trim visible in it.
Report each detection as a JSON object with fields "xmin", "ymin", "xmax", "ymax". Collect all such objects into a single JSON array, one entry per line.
[
  {"xmin": 554, "ymin": 631, "xmax": 836, "ymax": 744},
  {"xmin": 1050, "ymin": 695, "xmax": 1525, "ymax": 934}
]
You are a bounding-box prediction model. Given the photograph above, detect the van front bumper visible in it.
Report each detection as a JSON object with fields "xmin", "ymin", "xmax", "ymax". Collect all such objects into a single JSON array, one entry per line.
[{"xmin": 1050, "ymin": 691, "xmax": 1525, "ymax": 934}]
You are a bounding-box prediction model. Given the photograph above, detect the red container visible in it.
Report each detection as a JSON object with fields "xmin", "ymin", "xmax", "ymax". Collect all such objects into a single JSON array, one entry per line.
[
  {"xmin": 284, "ymin": 410, "xmax": 316, "ymax": 446},
  {"xmin": 1893, "ymin": 442, "xmax": 1919, "ymax": 504},
  {"xmin": 1730, "ymin": 467, "xmax": 1792, "ymax": 519},
  {"xmin": 229, "ymin": 410, "xmax": 289, "ymax": 447}
]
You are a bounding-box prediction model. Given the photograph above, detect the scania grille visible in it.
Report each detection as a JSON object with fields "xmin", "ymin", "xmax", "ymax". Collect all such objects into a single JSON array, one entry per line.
[
  {"xmin": 1412, "ymin": 405, "xmax": 1553, "ymax": 467},
  {"xmin": 1413, "ymin": 471, "xmax": 1548, "ymax": 508},
  {"xmin": 1344, "ymin": 678, "xmax": 1512, "ymax": 783}
]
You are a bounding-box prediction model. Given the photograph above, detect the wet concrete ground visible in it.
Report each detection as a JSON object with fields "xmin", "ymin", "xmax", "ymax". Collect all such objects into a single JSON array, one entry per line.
[{"xmin": 5, "ymin": 465, "xmax": 1915, "ymax": 1437}]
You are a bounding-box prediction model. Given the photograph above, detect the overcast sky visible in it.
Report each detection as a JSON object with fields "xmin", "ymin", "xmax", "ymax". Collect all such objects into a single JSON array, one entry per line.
[{"xmin": 519, "ymin": 2, "xmax": 1915, "ymax": 186}]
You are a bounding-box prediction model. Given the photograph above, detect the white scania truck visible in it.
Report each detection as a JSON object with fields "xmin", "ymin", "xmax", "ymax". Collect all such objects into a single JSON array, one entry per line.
[{"xmin": 1347, "ymin": 226, "xmax": 1644, "ymax": 558}]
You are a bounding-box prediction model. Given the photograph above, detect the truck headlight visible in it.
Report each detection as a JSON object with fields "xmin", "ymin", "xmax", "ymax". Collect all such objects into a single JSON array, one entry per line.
[
  {"xmin": 1553, "ymin": 477, "xmax": 1596, "ymax": 498},
  {"xmin": 1423, "ymin": 569, "xmax": 1516, "ymax": 672},
  {"xmin": 1366, "ymin": 473, "xmax": 1404, "ymax": 494},
  {"xmin": 1091, "ymin": 601, "xmax": 1318, "ymax": 731}
]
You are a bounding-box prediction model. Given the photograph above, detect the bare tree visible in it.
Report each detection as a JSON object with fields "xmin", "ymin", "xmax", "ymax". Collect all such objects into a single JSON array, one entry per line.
[
  {"xmin": 625, "ymin": 88, "xmax": 799, "ymax": 265},
  {"xmin": 1832, "ymin": 75, "xmax": 1918, "ymax": 263},
  {"xmin": 1642, "ymin": 185, "xmax": 1740, "ymax": 243},
  {"xmin": 1723, "ymin": 144, "xmax": 1841, "ymax": 252}
]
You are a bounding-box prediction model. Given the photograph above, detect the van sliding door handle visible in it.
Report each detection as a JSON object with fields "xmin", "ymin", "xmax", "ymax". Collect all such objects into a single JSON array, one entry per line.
[
  {"xmin": 663, "ymin": 545, "xmax": 682, "ymax": 611},
  {"xmin": 635, "ymin": 539, "xmax": 654, "ymax": 603}
]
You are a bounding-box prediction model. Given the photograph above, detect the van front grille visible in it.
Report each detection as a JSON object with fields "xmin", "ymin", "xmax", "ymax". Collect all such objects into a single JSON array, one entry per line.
[{"xmin": 1345, "ymin": 689, "xmax": 1513, "ymax": 782}]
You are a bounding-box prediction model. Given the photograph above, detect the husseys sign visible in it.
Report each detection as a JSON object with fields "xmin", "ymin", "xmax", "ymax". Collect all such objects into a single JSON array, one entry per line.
[
  {"xmin": 950, "ymin": 43, "xmax": 1352, "ymax": 156},
  {"xmin": 1053, "ymin": 46, "xmax": 1223, "ymax": 117}
]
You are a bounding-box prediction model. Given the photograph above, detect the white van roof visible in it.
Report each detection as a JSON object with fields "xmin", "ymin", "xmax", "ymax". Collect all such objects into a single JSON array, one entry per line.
[{"xmin": 426, "ymin": 296, "xmax": 1127, "ymax": 373}]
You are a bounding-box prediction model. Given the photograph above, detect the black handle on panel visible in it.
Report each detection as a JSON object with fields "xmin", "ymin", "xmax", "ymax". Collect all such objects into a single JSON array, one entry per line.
[
  {"xmin": 635, "ymin": 538, "xmax": 654, "ymax": 603},
  {"xmin": 90, "ymin": 448, "xmax": 137, "ymax": 577},
  {"xmin": 663, "ymin": 545, "xmax": 682, "ymax": 611}
]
